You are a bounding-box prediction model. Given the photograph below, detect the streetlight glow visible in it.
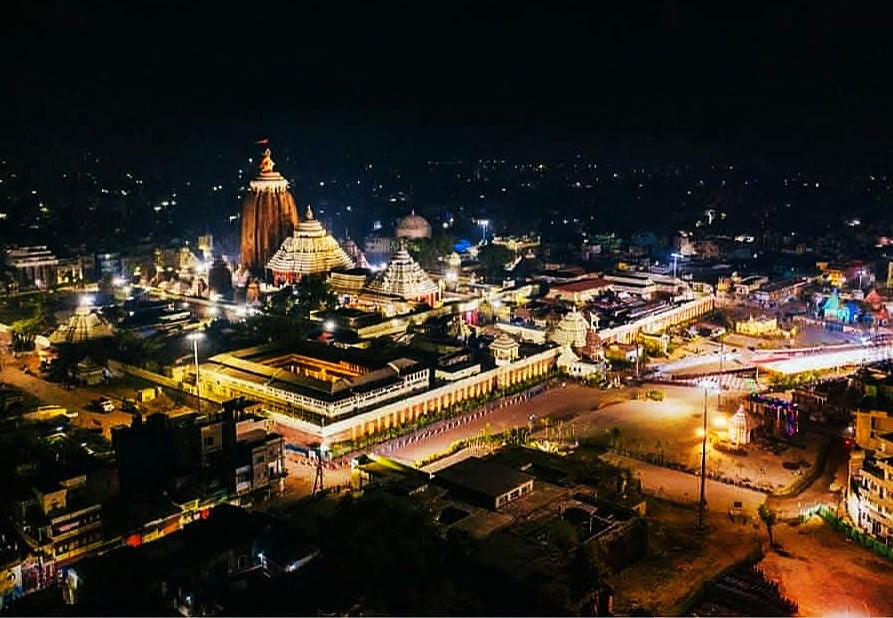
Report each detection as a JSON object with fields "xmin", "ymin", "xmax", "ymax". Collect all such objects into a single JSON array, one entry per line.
[{"xmin": 187, "ymin": 332, "xmax": 204, "ymax": 413}]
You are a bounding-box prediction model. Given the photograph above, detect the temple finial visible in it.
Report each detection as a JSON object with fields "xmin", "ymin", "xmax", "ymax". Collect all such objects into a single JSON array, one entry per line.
[
  {"xmin": 259, "ymin": 148, "xmax": 275, "ymax": 173},
  {"xmin": 305, "ymin": 205, "xmax": 314, "ymax": 220}
]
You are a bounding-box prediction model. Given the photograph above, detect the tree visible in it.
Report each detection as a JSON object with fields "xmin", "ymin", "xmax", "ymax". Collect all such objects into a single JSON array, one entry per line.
[
  {"xmin": 475, "ymin": 243, "xmax": 513, "ymax": 281},
  {"xmin": 758, "ymin": 504, "xmax": 777, "ymax": 545},
  {"xmin": 295, "ymin": 275, "xmax": 338, "ymax": 316}
]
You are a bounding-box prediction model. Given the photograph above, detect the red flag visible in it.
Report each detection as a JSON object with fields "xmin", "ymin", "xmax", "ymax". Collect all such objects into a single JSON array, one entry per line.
[{"xmin": 255, "ymin": 138, "xmax": 270, "ymax": 145}]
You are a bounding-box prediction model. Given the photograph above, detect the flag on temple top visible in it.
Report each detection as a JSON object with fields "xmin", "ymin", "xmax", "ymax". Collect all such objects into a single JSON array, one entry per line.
[{"xmin": 255, "ymin": 138, "xmax": 270, "ymax": 145}]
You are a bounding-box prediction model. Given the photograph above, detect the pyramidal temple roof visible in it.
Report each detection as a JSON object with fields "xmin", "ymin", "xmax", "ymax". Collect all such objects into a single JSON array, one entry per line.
[
  {"xmin": 364, "ymin": 242, "xmax": 439, "ymax": 301},
  {"xmin": 549, "ymin": 307, "xmax": 590, "ymax": 349},
  {"xmin": 266, "ymin": 206, "xmax": 353, "ymax": 277},
  {"xmin": 48, "ymin": 306, "xmax": 116, "ymax": 345}
]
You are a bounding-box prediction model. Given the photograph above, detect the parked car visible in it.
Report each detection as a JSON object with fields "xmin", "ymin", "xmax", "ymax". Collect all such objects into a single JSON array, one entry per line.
[{"xmin": 91, "ymin": 397, "xmax": 115, "ymax": 413}]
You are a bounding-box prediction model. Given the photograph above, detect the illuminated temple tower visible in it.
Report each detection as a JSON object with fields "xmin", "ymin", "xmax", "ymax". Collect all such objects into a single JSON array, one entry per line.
[
  {"xmin": 364, "ymin": 241, "xmax": 440, "ymax": 306},
  {"xmin": 48, "ymin": 305, "xmax": 116, "ymax": 345},
  {"xmin": 267, "ymin": 206, "xmax": 353, "ymax": 284},
  {"xmin": 240, "ymin": 148, "xmax": 300, "ymax": 273}
]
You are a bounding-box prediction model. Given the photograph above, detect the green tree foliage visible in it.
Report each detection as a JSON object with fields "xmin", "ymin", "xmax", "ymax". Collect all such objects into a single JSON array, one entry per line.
[
  {"xmin": 475, "ymin": 243, "xmax": 513, "ymax": 281},
  {"xmin": 758, "ymin": 504, "xmax": 777, "ymax": 545},
  {"xmin": 295, "ymin": 275, "xmax": 338, "ymax": 316},
  {"xmin": 407, "ymin": 233, "xmax": 455, "ymax": 270}
]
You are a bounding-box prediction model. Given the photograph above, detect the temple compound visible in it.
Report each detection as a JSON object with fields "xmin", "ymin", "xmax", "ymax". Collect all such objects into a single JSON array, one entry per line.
[
  {"xmin": 240, "ymin": 147, "xmax": 300, "ymax": 273},
  {"xmin": 356, "ymin": 242, "xmax": 441, "ymax": 313},
  {"xmin": 194, "ymin": 338, "xmax": 559, "ymax": 442},
  {"xmin": 266, "ymin": 206, "xmax": 353, "ymax": 284}
]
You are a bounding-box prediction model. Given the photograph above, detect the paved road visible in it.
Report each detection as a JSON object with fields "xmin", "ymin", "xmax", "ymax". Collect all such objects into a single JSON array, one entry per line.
[
  {"xmin": 766, "ymin": 438, "xmax": 848, "ymax": 519},
  {"xmin": 0, "ymin": 363, "xmax": 103, "ymax": 412},
  {"xmin": 382, "ymin": 385, "xmax": 602, "ymax": 464},
  {"xmin": 601, "ymin": 452, "xmax": 767, "ymax": 515}
]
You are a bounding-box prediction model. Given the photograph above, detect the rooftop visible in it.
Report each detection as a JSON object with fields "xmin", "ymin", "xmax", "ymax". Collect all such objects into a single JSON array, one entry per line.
[{"xmin": 435, "ymin": 456, "xmax": 533, "ymax": 499}]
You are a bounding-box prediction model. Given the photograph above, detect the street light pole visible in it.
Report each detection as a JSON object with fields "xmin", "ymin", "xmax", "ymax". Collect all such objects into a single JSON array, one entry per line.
[
  {"xmin": 698, "ymin": 384, "xmax": 708, "ymax": 530},
  {"xmin": 188, "ymin": 333, "xmax": 204, "ymax": 414}
]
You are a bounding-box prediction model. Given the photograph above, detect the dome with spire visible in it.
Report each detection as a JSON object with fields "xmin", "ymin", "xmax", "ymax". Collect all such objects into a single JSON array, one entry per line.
[
  {"xmin": 395, "ymin": 211, "xmax": 431, "ymax": 239},
  {"xmin": 364, "ymin": 242, "xmax": 440, "ymax": 304},
  {"xmin": 266, "ymin": 205, "xmax": 353, "ymax": 284},
  {"xmin": 549, "ymin": 308, "xmax": 590, "ymax": 349},
  {"xmin": 240, "ymin": 146, "xmax": 300, "ymax": 273}
]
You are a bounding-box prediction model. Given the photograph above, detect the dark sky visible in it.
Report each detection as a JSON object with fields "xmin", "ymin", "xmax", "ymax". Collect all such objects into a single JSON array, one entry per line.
[{"xmin": 4, "ymin": 2, "xmax": 893, "ymax": 161}]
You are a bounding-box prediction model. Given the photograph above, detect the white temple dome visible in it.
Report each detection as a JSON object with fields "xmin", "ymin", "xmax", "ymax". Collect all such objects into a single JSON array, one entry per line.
[{"xmin": 395, "ymin": 212, "xmax": 432, "ymax": 239}]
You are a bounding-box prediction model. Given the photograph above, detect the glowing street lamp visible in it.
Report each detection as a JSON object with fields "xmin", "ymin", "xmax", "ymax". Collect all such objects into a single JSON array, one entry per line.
[
  {"xmin": 671, "ymin": 252, "xmax": 684, "ymax": 280},
  {"xmin": 187, "ymin": 332, "xmax": 205, "ymax": 413},
  {"xmin": 697, "ymin": 379, "xmax": 719, "ymax": 530},
  {"xmin": 478, "ymin": 219, "xmax": 490, "ymax": 244}
]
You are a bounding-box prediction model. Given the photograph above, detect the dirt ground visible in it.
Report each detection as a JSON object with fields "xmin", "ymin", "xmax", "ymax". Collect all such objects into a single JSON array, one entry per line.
[
  {"xmin": 759, "ymin": 517, "xmax": 893, "ymax": 617},
  {"xmin": 606, "ymin": 497, "xmax": 763, "ymax": 616}
]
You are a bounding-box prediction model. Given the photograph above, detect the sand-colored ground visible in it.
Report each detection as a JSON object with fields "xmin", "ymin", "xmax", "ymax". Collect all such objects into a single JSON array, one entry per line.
[
  {"xmin": 607, "ymin": 497, "xmax": 763, "ymax": 616},
  {"xmin": 759, "ymin": 517, "xmax": 893, "ymax": 617}
]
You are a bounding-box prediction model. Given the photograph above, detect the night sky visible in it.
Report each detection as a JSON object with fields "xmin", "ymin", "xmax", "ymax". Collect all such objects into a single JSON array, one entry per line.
[{"xmin": 3, "ymin": 2, "xmax": 893, "ymax": 164}]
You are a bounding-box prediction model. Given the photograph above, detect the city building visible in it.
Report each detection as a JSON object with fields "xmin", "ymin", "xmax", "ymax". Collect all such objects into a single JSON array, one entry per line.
[
  {"xmin": 751, "ymin": 278, "xmax": 808, "ymax": 304},
  {"xmin": 603, "ymin": 271, "xmax": 657, "ymax": 299},
  {"xmin": 11, "ymin": 469, "xmax": 115, "ymax": 567},
  {"xmin": 743, "ymin": 394, "xmax": 799, "ymax": 439},
  {"xmin": 546, "ymin": 277, "xmax": 613, "ymax": 303},
  {"xmin": 329, "ymin": 268, "xmax": 372, "ymax": 300},
  {"xmin": 240, "ymin": 148, "xmax": 300, "ymax": 273},
  {"xmin": 208, "ymin": 257, "xmax": 233, "ymax": 300},
  {"xmin": 732, "ymin": 274, "xmax": 769, "ymax": 297},
  {"xmin": 194, "ymin": 339, "xmax": 559, "ymax": 441},
  {"xmin": 596, "ymin": 295, "xmax": 715, "ymax": 345},
  {"xmin": 5, "ymin": 246, "xmax": 60, "ymax": 289},
  {"xmin": 112, "ymin": 399, "xmax": 285, "ymax": 510},
  {"xmin": 847, "ymin": 409, "xmax": 893, "ymax": 546},
  {"xmin": 434, "ymin": 457, "xmax": 534, "ymax": 510},
  {"xmin": 363, "ymin": 234, "xmax": 394, "ymax": 266},
  {"xmin": 734, "ymin": 315, "xmax": 780, "ymax": 337},
  {"xmin": 266, "ymin": 206, "xmax": 353, "ymax": 284},
  {"xmin": 196, "ymin": 341, "xmax": 429, "ymax": 427}
]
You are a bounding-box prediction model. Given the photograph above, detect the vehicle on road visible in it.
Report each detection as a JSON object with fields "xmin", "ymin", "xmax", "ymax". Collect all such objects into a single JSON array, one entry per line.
[
  {"xmin": 91, "ymin": 397, "xmax": 115, "ymax": 413},
  {"xmin": 24, "ymin": 405, "xmax": 77, "ymax": 420}
]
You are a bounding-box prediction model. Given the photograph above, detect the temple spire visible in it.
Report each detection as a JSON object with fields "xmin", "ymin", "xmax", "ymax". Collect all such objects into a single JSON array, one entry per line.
[
  {"xmin": 259, "ymin": 148, "xmax": 275, "ymax": 173},
  {"xmin": 305, "ymin": 205, "xmax": 314, "ymax": 220}
]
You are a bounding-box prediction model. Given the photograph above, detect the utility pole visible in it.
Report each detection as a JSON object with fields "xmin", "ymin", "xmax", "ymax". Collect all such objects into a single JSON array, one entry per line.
[
  {"xmin": 312, "ymin": 446, "xmax": 325, "ymax": 497},
  {"xmin": 698, "ymin": 383, "xmax": 709, "ymax": 531}
]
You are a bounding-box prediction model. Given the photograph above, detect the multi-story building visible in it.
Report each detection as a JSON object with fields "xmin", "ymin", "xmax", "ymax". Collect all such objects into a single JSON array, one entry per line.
[
  {"xmin": 112, "ymin": 399, "xmax": 285, "ymax": 511},
  {"xmin": 603, "ymin": 271, "xmax": 657, "ymax": 299},
  {"xmin": 751, "ymin": 278, "xmax": 808, "ymax": 304},
  {"xmin": 5, "ymin": 246, "xmax": 60, "ymax": 289},
  {"xmin": 192, "ymin": 338, "xmax": 560, "ymax": 443},
  {"xmin": 11, "ymin": 473, "xmax": 112, "ymax": 566},
  {"xmin": 848, "ymin": 409, "xmax": 893, "ymax": 546}
]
